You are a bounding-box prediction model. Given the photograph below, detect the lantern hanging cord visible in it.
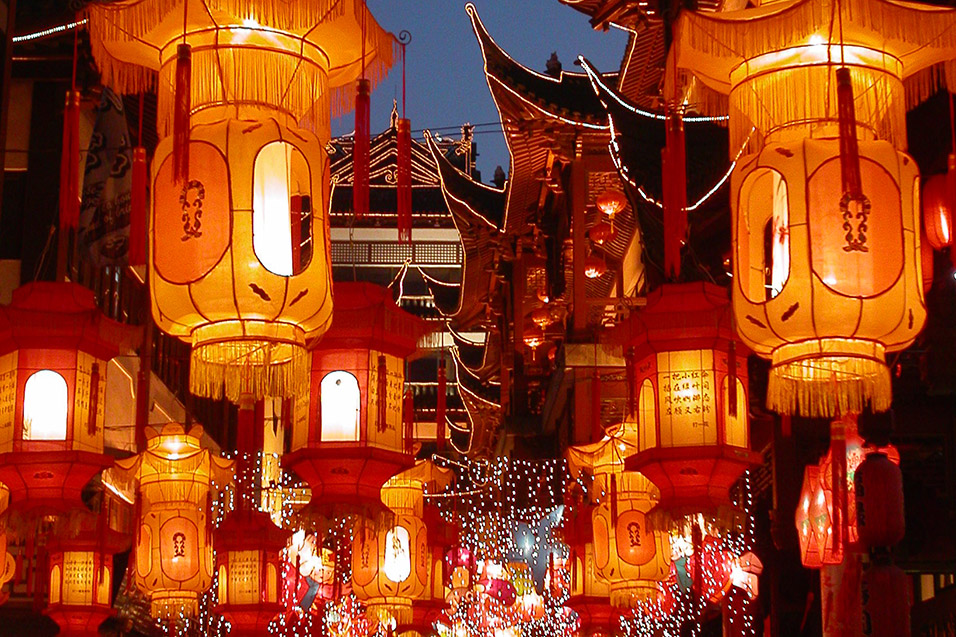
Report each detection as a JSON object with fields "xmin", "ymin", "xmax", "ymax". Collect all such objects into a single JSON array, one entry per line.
[{"xmin": 398, "ymin": 30, "xmax": 412, "ymax": 118}]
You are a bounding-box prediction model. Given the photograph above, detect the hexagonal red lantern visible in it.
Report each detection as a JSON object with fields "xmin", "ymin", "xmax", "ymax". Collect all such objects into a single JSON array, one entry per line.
[
  {"xmin": 0, "ymin": 283, "xmax": 136, "ymax": 512},
  {"xmin": 284, "ymin": 282, "xmax": 424, "ymax": 514},
  {"xmin": 618, "ymin": 283, "xmax": 762, "ymax": 516}
]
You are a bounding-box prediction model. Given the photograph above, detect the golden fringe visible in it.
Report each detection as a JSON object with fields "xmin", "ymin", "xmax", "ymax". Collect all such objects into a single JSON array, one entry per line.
[
  {"xmin": 680, "ymin": 0, "xmax": 956, "ymax": 70},
  {"xmin": 768, "ymin": 356, "xmax": 891, "ymax": 418},
  {"xmin": 329, "ymin": 34, "xmax": 397, "ymax": 119},
  {"xmin": 610, "ymin": 582, "xmax": 660, "ymax": 609},
  {"xmin": 87, "ymin": 34, "xmax": 158, "ymax": 95},
  {"xmin": 728, "ymin": 65, "xmax": 906, "ymax": 153},
  {"xmin": 189, "ymin": 339, "xmax": 309, "ymax": 403},
  {"xmin": 647, "ymin": 503, "xmax": 745, "ymax": 533},
  {"xmin": 85, "ymin": 0, "xmax": 180, "ymax": 43},
  {"xmin": 903, "ymin": 61, "xmax": 956, "ymax": 108},
  {"xmin": 367, "ymin": 601, "xmax": 412, "ymax": 628},
  {"xmin": 207, "ymin": 0, "xmax": 343, "ymax": 30},
  {"xmin": 155, "ymin": 46, "xmax": 331, "ymax": 137},
  {"xmin": 151, "ymin": 595, "xmax": 199, "ymax": 621}
]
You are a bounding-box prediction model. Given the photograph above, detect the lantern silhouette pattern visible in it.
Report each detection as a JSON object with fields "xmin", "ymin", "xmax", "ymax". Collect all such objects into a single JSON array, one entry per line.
[
  {"xmin": 619, "ymin": 283, "xmax": 760, "ymax": 515},
  {"xmin": 285, "ymin": 283, "xmax": 422, "ymax": 513},
  {"xmin": 351, "ymin": 460, "xmax": 452, "ymax": 627},
  {"xmin": 568, "ymin": 421, "xmax": 671, "ymax": 609},
  {"xmin": 0, "ymin": 283, "xmax": 135, "ymax": 511},
  {"xmin": 106, "ymin": 423, "xmax": 233, "ymax": 620},
  {"xmin": 87, "ymin": 0, "xmax": 397, "ymax": 403}
]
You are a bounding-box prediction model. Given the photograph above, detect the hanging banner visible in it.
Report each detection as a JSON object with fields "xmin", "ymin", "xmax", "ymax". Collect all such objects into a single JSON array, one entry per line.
[{"xmin": 78, "ymin": 88, "xmax": 132, "ymax": 266}]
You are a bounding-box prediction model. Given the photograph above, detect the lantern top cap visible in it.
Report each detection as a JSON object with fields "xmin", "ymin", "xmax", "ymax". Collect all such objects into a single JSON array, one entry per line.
[
  {"xmin": 145, "ymin": 422, "xmax": 205, "ymax": 458},
  {"xmin": 313, "ymin": 282, "xmax": 425, "ymax": 357},
  {"xmin": 567, "ymin": 419, "xmax": 642, "ymax": 478},
  {"xmin": 668, "ymin": 0, "xmax": 956, "ymax": 97},
  {"xmin": 0, "ymin": 282, "xmax": 140, "ymax": 359},
  {"xmin": 615, "ymin": 282, "xmax": 742, "ymax": 353}
]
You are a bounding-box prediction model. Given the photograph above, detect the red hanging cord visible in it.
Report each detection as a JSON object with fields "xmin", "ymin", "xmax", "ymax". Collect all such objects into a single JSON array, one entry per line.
[
  {"xmin": 129, "ymin": 94, "xmax": 147, "ymax": 267},
  {"xmin": 58, "ymin": 26, "xmax": 81, "ymax": 233}
]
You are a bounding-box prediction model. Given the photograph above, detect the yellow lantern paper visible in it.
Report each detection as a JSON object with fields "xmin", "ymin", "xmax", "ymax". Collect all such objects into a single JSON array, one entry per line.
[
  {"xmin": 351, "ymin": 460, "xmax": 452, "ymax": 627},
  {"xmin": 86, "ymin": 0, "xmax": 396, "ymax": 402},
  {"xmin": 105, "ymin": 423, "xmax": 233, "ymax": 620},
  {"xmin": 666, "ymin": 0, "xmax": 956, "ymax": 416},
  {"xmin": 568, "ymin": 422, "xmax": 671, "ymax": 608}
]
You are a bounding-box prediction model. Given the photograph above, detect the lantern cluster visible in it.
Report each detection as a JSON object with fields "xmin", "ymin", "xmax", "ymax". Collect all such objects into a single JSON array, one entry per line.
[{"xmin": 794, "ymin": 421, "xmax": 899, "ymax": 567}]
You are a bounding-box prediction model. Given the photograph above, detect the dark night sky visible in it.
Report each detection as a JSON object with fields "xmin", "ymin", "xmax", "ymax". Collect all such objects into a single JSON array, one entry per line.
[{"xmin": 330, "ymin": 0, "xmax": 628, "ymax": 182}]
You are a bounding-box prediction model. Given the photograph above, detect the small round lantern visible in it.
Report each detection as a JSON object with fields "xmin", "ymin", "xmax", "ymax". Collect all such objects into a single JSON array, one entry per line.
[
  {"xmin": 285, "ymin": 282, "xmax": 424, "ymax": 515},
  {"xmin": 596, "ymin": 190, "xmax": 626, "ymax": 219},
  {"xmin": 855, "ymin": 451, "xmax": 905, "ymax": 549},
  {"xmin": 588, "ymin": 220, "xmax": 617, "ymax": 246},
  {"xmin": 922, "ymin": 172, "xmax": 953, "ymax": 250},
  {"xmin": 106, "ymin": 423, "xmax": 234, "ymax": 620},
  {"xmin": 584, "ymin": 254, "xmax": 608, "ymax": 279},
  {"xmin": 0, "ymin": 283, "xmax": 136, "ymax": 512},
  {"xmin": 351, "ymin": 460, "xmax": 452, "ymax": 627},
  {"xmin": 618, "ymin": 283, "xmax": 761, "ymax": 516},
  {"xmin": 215, "ymin": 509, "xmax": 289, "ymax": 635},
  {"xmin": 530, "ymin": 306, "xmax": 554, "ymax": 329}
]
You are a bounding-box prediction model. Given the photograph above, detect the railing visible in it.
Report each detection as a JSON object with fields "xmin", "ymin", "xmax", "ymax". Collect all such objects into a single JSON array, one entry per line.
[{"xmin": 331, "ymin": 240, "xmax": 462, "ymax": 267}]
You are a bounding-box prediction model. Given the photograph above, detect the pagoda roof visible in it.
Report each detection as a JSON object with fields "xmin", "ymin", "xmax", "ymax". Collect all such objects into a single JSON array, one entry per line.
[
  {"xmin": 468, "ymin": 4, "xmax": 611, "ymax": 136},
  {"xmin": 450, "ymin": 326, "xmax": 501, "ymax": 384},
  {"xmin": 452, "ymin": 354, "xmax": 503, "ymax": 457},
  {"xmin": 425, "ymin": 132, "xmax": 506, "ymax": 330},
  {"xmin": 329, "ymin": 113, "xmax": 461, "ymax": 222},
  {"xmin": 580, "ymin": 58, "xmax": 731, "ymax": 284}
]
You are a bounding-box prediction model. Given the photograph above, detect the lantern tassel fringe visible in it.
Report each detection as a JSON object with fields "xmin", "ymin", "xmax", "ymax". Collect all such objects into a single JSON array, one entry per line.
[
  {"xmin": 190, "ymin": 341, "xmax": 309, "ymax": 403},
  {"xmin": 768, "ymin": 357, "xmax": 891, "ymax": 418}
]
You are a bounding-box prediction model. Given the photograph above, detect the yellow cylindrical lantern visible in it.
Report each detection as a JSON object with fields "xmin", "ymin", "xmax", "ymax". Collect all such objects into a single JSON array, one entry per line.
[
  {"xmin": 105, "ymin": 423, "xmax": 233, "ymax": 620},
  {"xmin": 351, "ymin": 460, "xmax": 452, "ymax": 627},
  {"xmin": 732, "ymin": 138, "xmax": 923, "ymax": 416},
  {"xmin": 666, "ymin": 0, "xmax": 956, "ymax": 416},
  {"xmin": 87, "ymin": 0, "xmax": 396, "ymax": 402},
  {"xmin": 568, "ymin": 421, "xmax": 671, "ymax": 609}
]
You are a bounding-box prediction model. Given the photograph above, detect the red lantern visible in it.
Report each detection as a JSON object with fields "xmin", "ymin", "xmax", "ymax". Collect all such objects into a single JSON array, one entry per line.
[
  {"xmin": 588, "ymin": 220, "xmax": 617, "ymax": 246},
  {"xmin": 45, "ymin": 496, "xmax": 129, "ymax": 637},
  {"xmin": 855, "ymin": 452, "xmax": 905, "ymax": 549},
  {"xmin": 596, "ymin": 190, "xmax": 626, "ymax": 219},
  {"xmin": 215, "ymin": 509, "xmax": 289, "ymax": 635},
  {"xmin": 584, "ymin": 254, "xmax": 608, "ymax": 279},
  {"xmin": 284, "ymin": 282, "xmax": 424, "ymax": 514},
  {"xmin": 0, "ymin": 283, "xmax": 136, "ymax": 512},
  {"xmin": 618, "ymin": 283, "xmax": 762, "ymax": 516},
  {"xmin": 922, "ymin": 173, "xmax": 953, "ymax": 250},
  {"xmin": 920, "ymin": 231, "xmax": 934, "ymax": 295},
  {"xmin": 795, "ymin": 465, "xmax": 826, "ymax": 568},
  {"xmin": 861, "ymin": 559, "xmax": 911, "ymax": 637}
]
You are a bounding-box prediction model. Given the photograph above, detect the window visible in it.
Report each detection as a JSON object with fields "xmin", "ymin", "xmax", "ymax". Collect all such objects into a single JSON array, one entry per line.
[
  {"xmin": 320, "ymin": 371, "xmax": 360, "ymax": 442},
  {"xmin": 738, "ymin": 168, "xmax": 789, "ymax": 302},
  {"xmin": 22, "ymin": 369, "xmax": 68, "ymax": 441},
  {"xmin": 253, "ymin": 141, "xmax": 312, "ymax": 276}
]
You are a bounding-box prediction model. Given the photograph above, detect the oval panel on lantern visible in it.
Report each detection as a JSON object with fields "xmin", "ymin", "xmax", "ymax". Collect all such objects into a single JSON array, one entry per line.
[
  {"xmin": 593, "ymin": 513, "xmax": 610, "ymax": 570},
  {"xmin": 615, "ymin": 509, "xmax": 656, "ymax": 566},
  {"xmin": 153, "ymin": 142, "xmax": 231, "ymax": 285},
  {"xmin": 807, "ymin": 156, "xmax": 903, "ymax": 298},
  {"xmin": 159, "ymin": 517, "xmax": 200, "ymax": 582},
  {"xmin": 137, "ymin": 523, "xmax": 152, "ymax": 578},
  {"xmin": 415, "ymin": 525, "xmax": 429, "ymax": 585},
  {"xmin": 383, "ymin": 525, "xmax": 412, "ymax": 584}
]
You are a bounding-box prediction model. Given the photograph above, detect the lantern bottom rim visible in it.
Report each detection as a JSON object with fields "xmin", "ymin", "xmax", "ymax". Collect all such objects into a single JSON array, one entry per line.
[
  {"xmin": 190, "ymin": 320, "xmax": 308, "ymax": 403},
  {"xmin": 608, "ymin": 581, "xmax": 660, "ymax": 609},
  {"xmin": 769, "ymin": 339, "xmax": 890, "ymax": 417}
]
